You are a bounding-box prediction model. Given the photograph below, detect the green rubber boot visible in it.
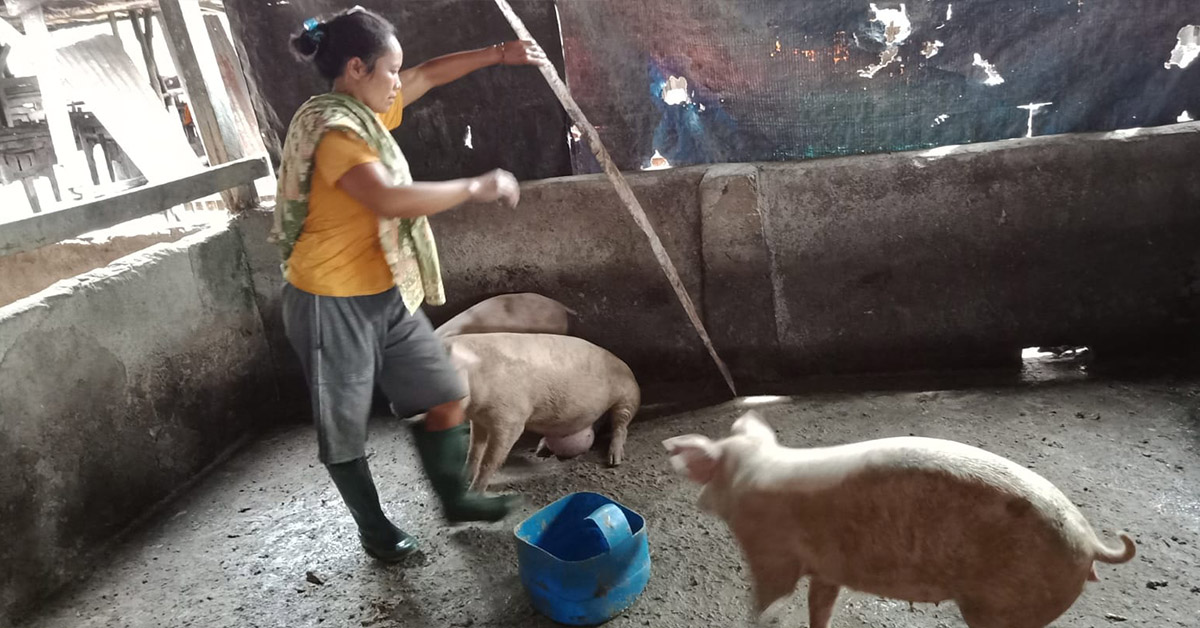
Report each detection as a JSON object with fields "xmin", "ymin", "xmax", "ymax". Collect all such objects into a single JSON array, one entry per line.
[
  {"xmin": 326, "ymin": 457, "xmax": 419, "ymax": 562},
  {"xmin": 411, "ymin": 422, "xmax": 518, "ymax": 523}
]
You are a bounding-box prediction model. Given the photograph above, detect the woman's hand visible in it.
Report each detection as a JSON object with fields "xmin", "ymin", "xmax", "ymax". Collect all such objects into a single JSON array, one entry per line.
[
  {"xmin": 498, "ymin": 40, "xmax": 548, "ymax": 67},
  {"xmin": 468, "ymin": 169, "xmax": 521, "ymax": 208}
]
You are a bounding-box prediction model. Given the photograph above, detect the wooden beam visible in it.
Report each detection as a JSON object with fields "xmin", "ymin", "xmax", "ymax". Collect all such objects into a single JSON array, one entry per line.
[
  {"xmin": 203, "ymin": 13, "xmax": 262, "ymax": 157},
  {"xmin": 108, "ymin": 12, "xmax": 119, "ymax": 38},
  {"xmin": 19, "ymin": 5, "xmax": 80, "ymax": 199},
  {"xmin": 158, "ymin": 0, "xmax": 255, "ymax": 210},
  {"xmin": 221, "ymin": 1, "xmax": 283, "ymax": 166},
  {"xmin": 129, "ymin": 9, "xmax": 162, "ymax": 101},
  {"xmin": 0, "ymin": 156, "xmax": 268, "ymax": 257}
]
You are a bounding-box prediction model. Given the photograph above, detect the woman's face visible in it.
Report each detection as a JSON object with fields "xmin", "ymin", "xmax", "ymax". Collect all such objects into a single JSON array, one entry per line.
[{"xmin": 348, "ymin": 36, "xmax": 403, "ymax": 112}]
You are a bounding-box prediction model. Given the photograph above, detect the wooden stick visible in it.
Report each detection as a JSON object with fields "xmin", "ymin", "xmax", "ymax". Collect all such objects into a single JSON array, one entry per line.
[{"xmin": 491, "ymin": 0, "xmax": 737, "ymax": 396}]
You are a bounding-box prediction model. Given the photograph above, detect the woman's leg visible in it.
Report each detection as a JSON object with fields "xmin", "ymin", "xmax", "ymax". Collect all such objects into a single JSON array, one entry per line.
[
  {"xmin": 377, "ymin": 298, "xmax": 516, "ymax": 523},
  {"xmin": 283, "ymin": 284, "xmax": 417, "ymax": 561}
]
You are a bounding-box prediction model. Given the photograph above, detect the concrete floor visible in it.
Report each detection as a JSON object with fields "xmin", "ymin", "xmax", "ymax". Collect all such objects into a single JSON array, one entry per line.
[{"xmin": 18, "ymin": 361, "xmax": 1200, "ymax": 628}]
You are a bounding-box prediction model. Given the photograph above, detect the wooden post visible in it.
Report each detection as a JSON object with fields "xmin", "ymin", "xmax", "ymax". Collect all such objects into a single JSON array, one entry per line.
[
  {"xmin": 20, "ymin": 178, "xmax": 40, "ymax": 213},
  {"xmin": 158, "ymin": 0, "xmax": 255, "ymax": 210},
  {"xmin": 0, "ymin": 45, "xmax": 10, "ymax": 83},
  {"xmin": 204, "ymin": 13, "xmax": 262, "ymax": 157},
  {"xmin": 129, "ymin": 9, "xmax": 164, "ymax": 102},
  {"xmin": 108, "ymin": 13, "xmax": 120, "ymax": 38},
  {"xmin": 19, "ymin": 5, "xmax": 79, "ymax": 203}
]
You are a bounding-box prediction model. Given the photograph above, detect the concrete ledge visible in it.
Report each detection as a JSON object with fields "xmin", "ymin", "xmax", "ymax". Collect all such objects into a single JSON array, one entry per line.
[
  {"xmin": 418, "ymin": 122, "xmax": 1200, "ymax": 383},
  {"xmin": 759, "ymin": 122, "xmax": 1200, "ymax": 374},
  {"xmin": 0, "ymin": 224, "xmax": 280, "ymax": 623}
]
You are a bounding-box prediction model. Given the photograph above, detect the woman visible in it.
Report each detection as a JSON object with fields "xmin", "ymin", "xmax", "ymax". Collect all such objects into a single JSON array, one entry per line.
[{"xmin": 273, "ymin": 6, "xmax": 545, "ymax": 562}]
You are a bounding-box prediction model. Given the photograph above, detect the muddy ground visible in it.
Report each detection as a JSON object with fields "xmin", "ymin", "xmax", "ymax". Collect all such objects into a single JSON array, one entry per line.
[{"xmin": 18, "ymin": 361, "xmax": 1200, "ymax": 627}]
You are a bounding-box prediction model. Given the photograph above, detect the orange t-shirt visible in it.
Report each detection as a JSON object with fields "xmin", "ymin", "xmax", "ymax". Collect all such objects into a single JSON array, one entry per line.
[{"xmin": 285, "ymin": 96, "xmax": 405, "ymax": 297}]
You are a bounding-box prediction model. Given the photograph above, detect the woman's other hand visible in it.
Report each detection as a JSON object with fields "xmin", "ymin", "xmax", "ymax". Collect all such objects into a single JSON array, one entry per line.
[{"xmin": 469, "ymin": 169, "xmax": 520, "ymax": 208}]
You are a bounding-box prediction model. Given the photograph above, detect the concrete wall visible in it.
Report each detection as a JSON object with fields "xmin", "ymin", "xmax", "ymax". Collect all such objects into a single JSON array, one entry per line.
[
  {"xmin": 756, "ymin": 125, "xmax": 1200, "ymax": 375},
  {"xmin": 421, "ymin": 122, "xmax": 1200, "ymax": 384},
  {"xmin": 0, "ymin": 224, "xmax": 280, "ymax": 624}
]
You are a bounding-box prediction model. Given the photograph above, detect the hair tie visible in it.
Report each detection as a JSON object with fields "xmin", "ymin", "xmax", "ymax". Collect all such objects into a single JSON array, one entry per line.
[{"xmin": 302, "ymin": 17, "xmax": 324, "ymax": 43}]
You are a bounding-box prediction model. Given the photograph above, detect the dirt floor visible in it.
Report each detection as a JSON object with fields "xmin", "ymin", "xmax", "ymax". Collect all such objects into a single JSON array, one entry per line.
[{"xmin": 17, "ymin": 359, "xmax": 1200, "ymax": 628}]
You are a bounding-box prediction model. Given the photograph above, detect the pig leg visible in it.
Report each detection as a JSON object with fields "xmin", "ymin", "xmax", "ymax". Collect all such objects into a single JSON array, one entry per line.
[
  {"xmin": 807, "ymin": 579, "xmax": 840, "ymax": 628},
  {"xmin": 607, "ymin": 403, "xmax": 636, "ymax": 467},
  {"xmin": 734, "ymin": 529, "xmax": 802, "ymax": 616},
  {"xmin": 471, "ymin": 422, "xmax": 523, "ymax": 492}
]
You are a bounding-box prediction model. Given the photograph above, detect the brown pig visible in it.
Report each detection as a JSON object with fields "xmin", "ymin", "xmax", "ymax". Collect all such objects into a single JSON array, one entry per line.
[
  {"xmin": 663, "ymin": 411, "xmax": 1136, "ymax": 628},
  {"xmin": 446, "ymin": 332, "xmax": 640, "ymax": 492}
]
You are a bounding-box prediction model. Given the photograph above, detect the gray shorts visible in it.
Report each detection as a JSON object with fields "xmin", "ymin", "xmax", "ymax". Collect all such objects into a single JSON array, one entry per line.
[{"xmin": 282, "ymin": 283, "xmax": 467, "ymax": 465}]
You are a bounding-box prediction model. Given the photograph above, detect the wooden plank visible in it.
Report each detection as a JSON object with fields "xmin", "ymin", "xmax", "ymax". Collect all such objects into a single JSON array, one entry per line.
[
  {"xmin": 0, "ymin": 156, "xmax": 267, "ymax": 256},
  {"xmin": 203, "ymin": 13, "xmax": 263, "ymax": 158},
  {"xmin": 158, "ymin": 0, "xmax": 255, "ymax": 210},
  {"xmin": 129, "ymin": 9, "xmax": 163, "ymax": 102}
]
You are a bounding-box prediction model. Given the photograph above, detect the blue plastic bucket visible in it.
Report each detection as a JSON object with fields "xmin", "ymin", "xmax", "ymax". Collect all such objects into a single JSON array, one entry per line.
[{"xmin": 514, "ymin": 492, "xmax": 651, "ymax": 625}]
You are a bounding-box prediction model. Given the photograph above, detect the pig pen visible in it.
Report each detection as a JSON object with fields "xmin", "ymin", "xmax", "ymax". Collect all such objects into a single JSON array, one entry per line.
[
  {"xmin": 7, "ymin": 121, "xmax": 1200, "ymax": 627},
  {"xmin": 16, "ymin": 360, "xmax": 1200, "ymax": 628}
]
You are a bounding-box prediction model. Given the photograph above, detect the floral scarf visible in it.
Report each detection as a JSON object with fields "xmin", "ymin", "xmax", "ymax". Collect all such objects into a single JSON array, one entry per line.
[{"xmin": 271, "ymin": 92, "xmax": 445, "ymax": 313}]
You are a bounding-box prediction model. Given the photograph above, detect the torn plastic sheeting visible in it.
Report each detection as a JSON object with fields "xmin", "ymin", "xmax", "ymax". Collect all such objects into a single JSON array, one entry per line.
[
  {"xmin": 1165, "ymin": 25, "xmax": 1200, "ymax": 70},
  {"xmin": 555, "ymin": 0, "xmax": 1200, "ymax": 173},
  {"xmin": 857, "ymin": 3, "xmax": 911, "ymax": 78}
]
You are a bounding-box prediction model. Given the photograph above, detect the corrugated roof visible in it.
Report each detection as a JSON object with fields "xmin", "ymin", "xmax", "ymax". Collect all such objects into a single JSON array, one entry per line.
[
  {"xmin": 6, "ymin": 1, "xmax": 225, "ymax": 28},
  {"xmin": 56, "ymin": 33, "xmax": 199, "ymax": 181}
]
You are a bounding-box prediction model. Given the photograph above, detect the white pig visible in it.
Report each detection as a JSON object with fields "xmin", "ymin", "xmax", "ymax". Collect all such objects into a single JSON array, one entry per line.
[
  {"xmin": 446, "ymin": 332, "xmax": 640, "ymax": 492},
  {"xmin": 435, "ymin": 293, "xmax": 575, "ymax": 338},
  {"xmin": 663, "ymin": 411, "xmax": 1136, "ymax": 628}
]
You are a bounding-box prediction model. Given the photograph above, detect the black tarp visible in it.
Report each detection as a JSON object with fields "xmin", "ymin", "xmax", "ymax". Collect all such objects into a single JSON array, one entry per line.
[{"xmin": 557, "ymin": 0, "xmax": 1200, "ymax": 172}]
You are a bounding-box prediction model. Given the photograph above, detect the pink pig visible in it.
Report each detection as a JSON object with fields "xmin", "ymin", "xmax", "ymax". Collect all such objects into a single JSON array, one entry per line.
[{"xmin": 663, "ymin": 411, "xmax": 1136, "ymax": 628}]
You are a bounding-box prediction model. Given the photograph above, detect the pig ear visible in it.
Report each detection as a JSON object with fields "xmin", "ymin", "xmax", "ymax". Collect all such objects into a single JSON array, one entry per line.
[
  {"xmin": 731, "ymin": 410, "xmax": 776, "ymax": 444},
  {"xmin": 662, "ymin": 435, "xmax": 720, "ymax": 484}
]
